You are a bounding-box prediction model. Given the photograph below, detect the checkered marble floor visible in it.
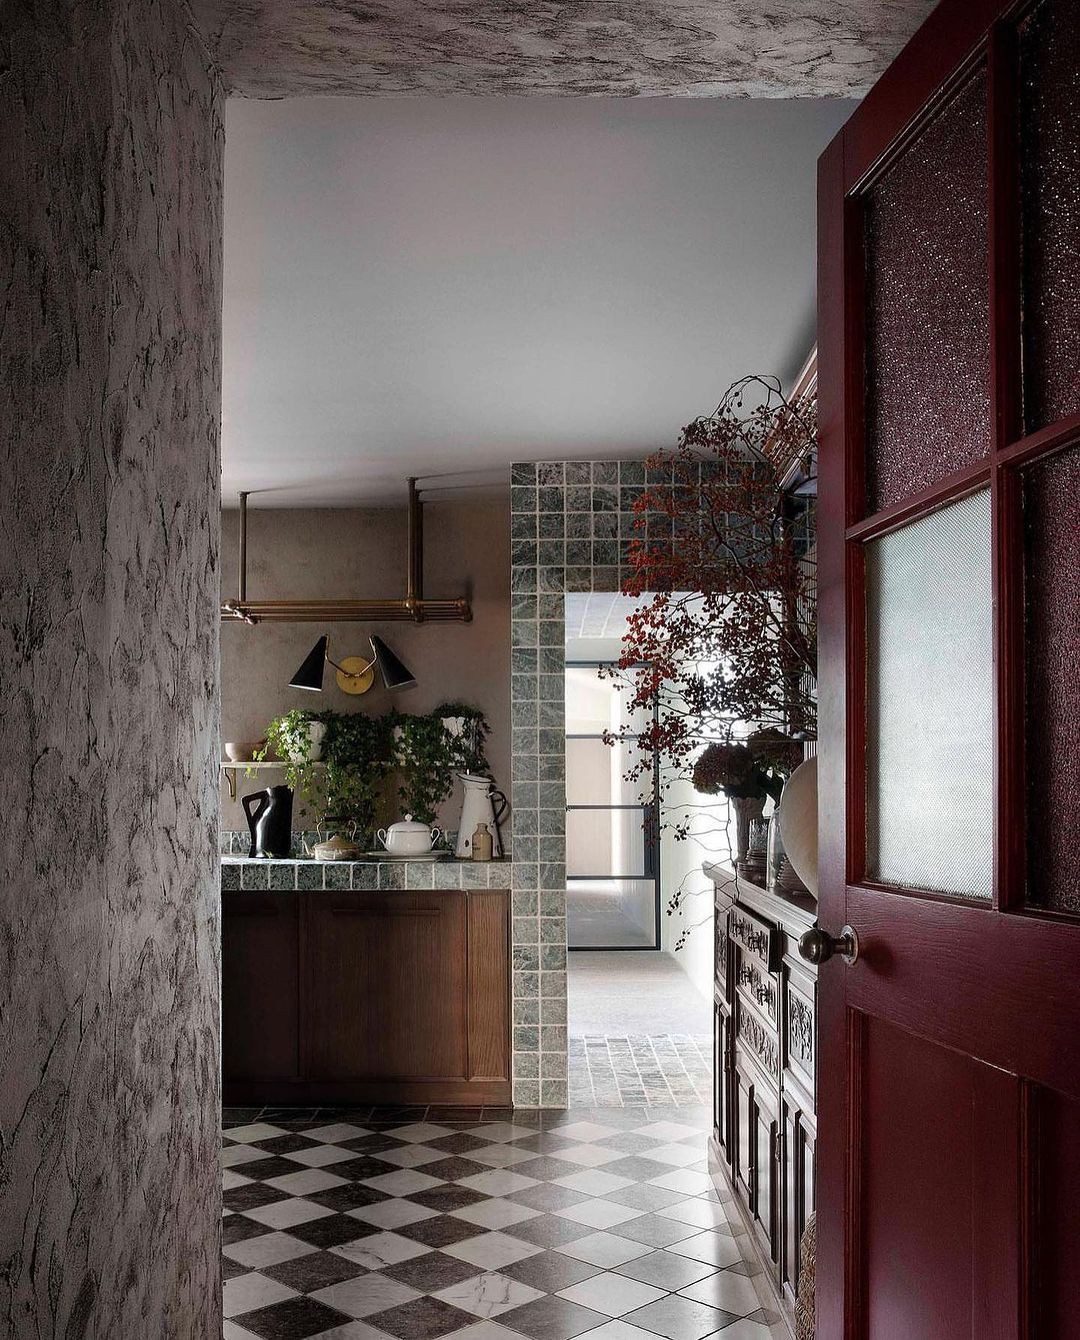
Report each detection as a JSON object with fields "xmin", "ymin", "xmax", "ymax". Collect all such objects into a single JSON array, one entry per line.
[{"xmin": 222, "ymin": 1106, "xmax": 785, "ymax": 1340}]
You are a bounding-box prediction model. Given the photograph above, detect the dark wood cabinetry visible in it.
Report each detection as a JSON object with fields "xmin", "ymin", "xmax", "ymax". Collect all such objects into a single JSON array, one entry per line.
[
  {"xmin": 223, "ymin": 886, "xmax": 510, "ymax": 1106},
  {"xmin": 708, "ymin": 866, "xmax": 817, "ymax": 1329}
]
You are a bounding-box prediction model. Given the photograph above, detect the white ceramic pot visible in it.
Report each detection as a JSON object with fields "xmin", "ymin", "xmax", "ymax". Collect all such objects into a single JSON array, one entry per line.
[
  {"xmin": 288, "ymin": 720, "xmax": 326, "ymax": 763},
  {"xmin": 777, "ymin": 755, "xmax": 818, "ymax": 897},
  {"xmin": 377, "ymin": 814, "xmax": 442, "ymax": 856}
]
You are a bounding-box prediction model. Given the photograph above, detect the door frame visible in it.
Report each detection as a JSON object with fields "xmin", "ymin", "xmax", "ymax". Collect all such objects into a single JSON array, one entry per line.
[
  {"xmin": 817, "ymin": 0, "xmax": 1080, "ymax": 1332},
  {"xmin": 564, "ymin": 658, "xmax": 662, "ymax": 952}
]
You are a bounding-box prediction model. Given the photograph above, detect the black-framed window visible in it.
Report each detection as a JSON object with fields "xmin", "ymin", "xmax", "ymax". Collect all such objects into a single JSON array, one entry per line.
[{"xmin": 565, "ymin": 662, "xmax": 660, "ymax": 950}]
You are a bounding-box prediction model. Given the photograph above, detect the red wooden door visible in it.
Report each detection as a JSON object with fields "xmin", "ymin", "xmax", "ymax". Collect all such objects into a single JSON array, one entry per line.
[{"xmin": 816, "ymin": 1, "xmax": 1080, "ymax": 1335}]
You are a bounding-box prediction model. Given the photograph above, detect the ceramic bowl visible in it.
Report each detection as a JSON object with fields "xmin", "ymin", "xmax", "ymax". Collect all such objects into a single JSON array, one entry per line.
[{"xmin": 225, "ymin": 739, "xmax": 264, "ymax": 762}]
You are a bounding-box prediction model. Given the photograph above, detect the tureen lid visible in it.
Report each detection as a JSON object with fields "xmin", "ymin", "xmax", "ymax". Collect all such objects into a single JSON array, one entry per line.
[{"xmin": 386, "ymin": 814, "xmax": 430, "ymax": 833}]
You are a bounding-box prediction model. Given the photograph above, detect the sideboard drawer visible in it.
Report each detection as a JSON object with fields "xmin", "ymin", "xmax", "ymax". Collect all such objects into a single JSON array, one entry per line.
[
  {"xmin": 729, "ymin": 904, "xmax": 781, "ymax": 974},
  {"xmin": 734, "ymin": 946, "xmax": 779, "ymax": 1030}
]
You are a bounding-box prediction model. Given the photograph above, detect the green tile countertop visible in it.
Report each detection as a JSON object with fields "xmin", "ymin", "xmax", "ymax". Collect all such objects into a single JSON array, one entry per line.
[{"xmin": 221, "ymin": 856, "xmax": 512, "ymax": 891}]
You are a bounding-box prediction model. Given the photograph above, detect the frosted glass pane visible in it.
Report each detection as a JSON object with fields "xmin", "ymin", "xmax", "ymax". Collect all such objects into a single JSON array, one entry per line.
[
  {"xmin": 566, "ymin": 666, "xmax": 650, "ymax": 736},
  {"xmin": 566, "ymin": 737, "xmax": 648, "ymax": 806},
  {"xmin": 566, "ymin": 808, "xmax": 647, "ymax": 878},
  {"xmin": 865, "ymin": 490, "xmax": 993, "ymax": 900}
]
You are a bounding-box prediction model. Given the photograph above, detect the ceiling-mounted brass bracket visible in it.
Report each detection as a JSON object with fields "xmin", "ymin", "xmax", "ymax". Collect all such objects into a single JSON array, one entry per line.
[{"xmin": 220, "ymin": 478, "xmax": 472, "ymax": 624}]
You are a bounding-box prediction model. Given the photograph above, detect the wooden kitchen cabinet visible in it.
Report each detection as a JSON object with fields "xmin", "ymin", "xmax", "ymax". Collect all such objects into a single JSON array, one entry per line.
[
  {"xmin": 222, "ymin": 889, "xmax": 301, "ymax": 1084},
  {"xmin": 223, "ymin": 884, "xmax": 511, "ymax": 1105}
]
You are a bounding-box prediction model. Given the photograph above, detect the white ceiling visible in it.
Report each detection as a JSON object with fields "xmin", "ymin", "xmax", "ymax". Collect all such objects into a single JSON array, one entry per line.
[{"xmin": 222, "ymin": 96, "xmax": 854, "ymax": 507}]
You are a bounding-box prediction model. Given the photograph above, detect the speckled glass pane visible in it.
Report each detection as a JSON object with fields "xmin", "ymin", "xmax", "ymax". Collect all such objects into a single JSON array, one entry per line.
[
  {"xmin": 1024, "ymin": 445, "xmax": 1080, "ymax": 913},
  {"xmin": 1020, "ymin": 0, "xmax": 1080, "ymax": 432},
  {"xmin": 864, "ymin": 70, "xmax": 991, "ymax": 513},
  {"xmin": 865, "ymin": 490, "xmax": 993, "ymax": 900}
]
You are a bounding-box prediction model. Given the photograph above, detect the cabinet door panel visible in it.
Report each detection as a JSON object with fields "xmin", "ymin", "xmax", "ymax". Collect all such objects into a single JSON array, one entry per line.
[
  {"xmin": 306, "ymin": 892, "xmax": 468, "ymax": 1080},
  {"xmin": 753, "ymin": 1080, "xmax": 781, "ymax": 1266},
  {"xmin": 467, "ymin": 890, "xmax": 510, "ymax": 1081},
  {"xmin": 222, "ymin": 890, "xmax": 300, "ymax": 1081}
]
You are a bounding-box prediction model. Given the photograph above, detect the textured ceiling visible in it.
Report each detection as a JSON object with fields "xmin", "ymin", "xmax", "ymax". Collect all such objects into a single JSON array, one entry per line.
[{"xmin": 193, "ymin": 0, "xmax": 935, "ymax": 98}]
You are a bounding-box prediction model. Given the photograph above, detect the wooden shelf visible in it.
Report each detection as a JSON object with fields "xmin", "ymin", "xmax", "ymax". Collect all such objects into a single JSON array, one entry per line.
[{"xmin": 220, "ymin": 759, "xmax": 325, "ymax": 800}]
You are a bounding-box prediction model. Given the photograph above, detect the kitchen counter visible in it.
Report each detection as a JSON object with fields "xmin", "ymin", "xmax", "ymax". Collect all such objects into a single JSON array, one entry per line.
[
  {"xmin": 221, "ymin": 856, "xmax": 512, "ymax": 891},
  {"xmin": 221, "ymin": 856, "xmax": 514, "ymax": 1106}
]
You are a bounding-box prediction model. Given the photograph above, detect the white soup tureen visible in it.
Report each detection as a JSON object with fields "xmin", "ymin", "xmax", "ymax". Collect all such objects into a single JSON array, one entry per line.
[{"xmin": 377, "ymin": 814, "xmax": 442, "ymax": 856}]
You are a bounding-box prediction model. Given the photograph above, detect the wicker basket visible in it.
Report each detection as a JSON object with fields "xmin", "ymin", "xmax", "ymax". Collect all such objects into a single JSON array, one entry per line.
[{"xmin": 794, "ymin": 1211, "xmax": 816, "ymax": 1340}]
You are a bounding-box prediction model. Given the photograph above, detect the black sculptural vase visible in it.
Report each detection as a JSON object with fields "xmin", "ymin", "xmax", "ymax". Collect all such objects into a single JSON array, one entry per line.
[{"xmin": 242, "ymin": 785, "xmax": 293, "ymax": 858}]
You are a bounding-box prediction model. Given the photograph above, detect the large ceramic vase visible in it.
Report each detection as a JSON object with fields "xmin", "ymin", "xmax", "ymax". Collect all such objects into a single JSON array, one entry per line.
[{"xmin": 730, "ymin": 794, "xmax": 766, "ymax": 868}]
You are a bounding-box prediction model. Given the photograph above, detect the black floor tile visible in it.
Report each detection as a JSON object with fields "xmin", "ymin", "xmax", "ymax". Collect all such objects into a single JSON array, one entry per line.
[
  {"xmin": 503, "ymin": 1214, "xmax": 593, "ymax": 1250},
  {"xmin": 224, "ymin": 1182, "xmax": 292, "ymax": 1213},
  {"xmin": 223, "ymin": 1215, "xmax": 271, "ymax": 1246},
  {"xmin": 498, "ymin": 1293, "xmax": 608, "ymax": 1340},
  {"xmin": 287, "ymin": 1213, "xmax": 382, "ymax": 1249},
  {"xmin": 307, "ymin": 1181, "xmax": 390, "ymax": 1212},
  {"xmin": 382, "ymin": 1250, "xmax": 485, "ymax": 1292},
  {"xmin": 420, "ymin": 1157, "xmax": 490, "ymax": 1182},
  {"xmin": 234, "ymin": 1294, "xmax": 354, "ymax": 1339},
  {"xmin": 621, "ymin": 1293, "xmax": 737, "ymax": 1340},
  {"xmin": 366, "ymin": 1294, "xmax": 477, "ymax": 1339},
  {"xmin": 395, "ymin": 1214, "xmax": 486, "ymax": 1249},
  {"xmin": 261, "ymin": 1248, "xmax": 368, "ymax": 1294},
  {"xmin": 407, "ymin": 1184, "xmax": 489, "ymax": 1212},
  {"xmin": 425, "ymin": 1132, "xmax": 491, "ymax": 1155},
  {"xmin": 236, "ymin": 1156, "xmax": 312, "ymax": 1182},
  {"xmin": 332, "ymin": 1155, "xmax": 400, "ymax": 1181},
  {"xmin": 500, "ymin": 1249, "xmax": 603, "ymax": 1293}
]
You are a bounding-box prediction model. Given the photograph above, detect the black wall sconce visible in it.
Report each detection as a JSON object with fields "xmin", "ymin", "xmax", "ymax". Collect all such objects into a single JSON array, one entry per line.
[{"xmin": 289, "ymin": 635, "xmax": 416, "ymax": 695}]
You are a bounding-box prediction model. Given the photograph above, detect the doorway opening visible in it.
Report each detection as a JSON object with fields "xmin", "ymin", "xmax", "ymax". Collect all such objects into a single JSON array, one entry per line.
[{"xmin": 563, "ymin": 593, "xmax": 714, "ymax": 1107}]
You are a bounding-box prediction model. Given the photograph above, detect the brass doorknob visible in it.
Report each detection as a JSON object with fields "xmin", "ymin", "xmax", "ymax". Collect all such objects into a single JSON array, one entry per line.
[{"xmin": 798, "ymin": 924, "xmax": 859, "ymax": 966}]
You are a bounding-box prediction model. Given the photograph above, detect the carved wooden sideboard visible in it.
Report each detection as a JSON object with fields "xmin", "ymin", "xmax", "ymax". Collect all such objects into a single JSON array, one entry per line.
[{"xmin": 706, "ymin": 863, "xmax": 818, "ymax": 1328}]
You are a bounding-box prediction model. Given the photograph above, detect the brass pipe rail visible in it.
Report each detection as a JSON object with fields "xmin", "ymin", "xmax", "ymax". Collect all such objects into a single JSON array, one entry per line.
[{"xmin": 220, "ymin": 478, "xmax": 471, "ymax": 625}]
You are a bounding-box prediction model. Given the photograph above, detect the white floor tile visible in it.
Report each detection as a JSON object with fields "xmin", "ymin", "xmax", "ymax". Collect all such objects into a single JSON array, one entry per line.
[
  {"xmin": 646, "ymin": 1170, "xmax": 715, "ymax": 1195},
  {"xmin": 283, "ymin": 1144, "xmax": 358, "ymax": 1168},
  {"xmin": 444, "ymin": 1322, "xmax": 527, "ymax": 1340},
  {"xmin": 303, "ymin": 1123, "xmax": 372, "ymax": 1143},
  {"xmin": 666, "ymin": 1231, "xmax": 744, "ymax": 1269},
  {"xmin": 222, "ymin": 1271, "xmax": 297, "ymax": 1318},
  {"xmin": 348, "ymin": 1198, "xmax": 439, "ymax": 1229},
  {"xmin": 555, "ymin": 1231, "xmax": 654, "ymax": 1269},
  {"xmin": 224, "ymin": 1123, "xmax": 288, "ymax": 1144},
  {"xmin": 222, "ymin": 1170, "xmax": 253, "ymax": 1191},
  {"xmin": 457, "ymin": 1169, "xmax": 539, "ymax": 1197},
  {"xmin": 223, "ymin": 1231, "xmax": 318, "ymax": 1270},
  {"xmin": 678, "ymin": 1270, "xmax": 762, "ymax": 1317},
  {"xmin": 654, "ymin": 1199, "xmax": 729, "ymax": 1230},
  {"xmin": 573, "ymin": 1321, "xmax": 666, "ymax": 1340},
  {"xmin": 468, "ymin": 1144, "xmax": 537, "ymax": 1168},
  {"xmin": 332, "ymin": 1230, "xmax": 433, "ymax": 1269},
  {"xmin": 552, "ymin": 1199, "xmax": 644, "ymax": 1230},
  {"xmin": 467, "ymin": 1123, "xmax": 539, "ymax": 1143},
  {"xmin": 553, "ymin": 1144, "xmax": 624, "ymax": 1168},
  {"xmin": 221, "ymin": 1144, "xmax": 270, "ymax": 1169},
  {"xmin": 715, "ymin": 1321, "xmax": 774, "ymax": 1339},
  {"xmin": 362, "ymin": 1168, "xmax": 445, "ymax": 1195},
  {"xmin": 244, "ymin": 1197, "xmax": 336, "ymax": 1230},
  {"xmin": 434, "ymin": 1271, "xmax": 545, "ymax": 1317},
  {"xmin": 557, "ymin": 1271, "xmax": 666, "ymax": 1316},
  {"xmin": 265, "ymin": 1167, "xmax": 349, "ymax": 1196},
  {"xmin": 550, "ymin": 1121, "xmax": 621, "ymax": 1142},
  {"xmin": 376, "ymin": 1143, "xmax": 446, "ymax": 1168},
  {"xmin": 450, "ymin": 1198, "xmax": 542, "ymax": 1230},
  {"xmin": 311, "ymin": 1272, "xmax": 421, "ymax": 1318},
  {"xmin": 387, "ymin": 1122, "xmax": 456, "ymax": 1142},
  {"xmin": 553, "ymin": 1170, "xmax": 634, "ymax": 1196},
  {"xmin": 444, "ymin": 1231, "xmax": 544, "ymax": 1270},
  {"xmin": 644, "ymin": 1144, "xmax": 708, "ymax": 1168},
  {"xmin": 635, "ymin": 1123, "xmax": 704, "ymax": 1142}
]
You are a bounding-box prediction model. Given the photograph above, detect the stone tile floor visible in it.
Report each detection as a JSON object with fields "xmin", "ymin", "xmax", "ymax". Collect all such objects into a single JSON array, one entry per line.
[
  {"xmin": 222, "ymin": 1106, "xmax": 785, "ymax": 1340},
  {"xmin": 568, "ymin": 1037, "xmax": 713, "ymax": 1107}
]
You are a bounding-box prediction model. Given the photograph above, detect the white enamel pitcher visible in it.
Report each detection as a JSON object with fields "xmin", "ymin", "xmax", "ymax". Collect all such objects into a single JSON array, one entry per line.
[{"xmin": 455, "ymin": 773, "xmax": 507, "ymax": 858}]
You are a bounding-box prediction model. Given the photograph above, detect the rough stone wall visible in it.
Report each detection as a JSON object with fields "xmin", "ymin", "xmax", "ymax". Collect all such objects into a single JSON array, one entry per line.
[
  {"xmin": 193, "ymin": 0, "xmax": 935, "ymax": 98},
  {"xmin": 0, "ymin": 3, "xmax": 223, "ymax": 1336}
]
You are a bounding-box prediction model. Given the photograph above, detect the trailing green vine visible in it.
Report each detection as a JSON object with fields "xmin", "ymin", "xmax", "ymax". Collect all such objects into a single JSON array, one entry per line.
[{"xmin": 256, "ymin": 703, "xmax": 491, "ymax": 836}]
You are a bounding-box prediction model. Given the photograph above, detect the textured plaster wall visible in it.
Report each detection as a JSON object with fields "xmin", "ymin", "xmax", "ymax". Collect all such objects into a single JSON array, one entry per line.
[
  {"xmin": 0, "ymin": 3, "xmax": 223, "ymax": 1336},
  {"xmin": 220, "ymin": 500, "xmax": 511, "ymax": 834},
  {"xmin": 194, "ymin": 0, "xmax": 935, "ymax": 97}
]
